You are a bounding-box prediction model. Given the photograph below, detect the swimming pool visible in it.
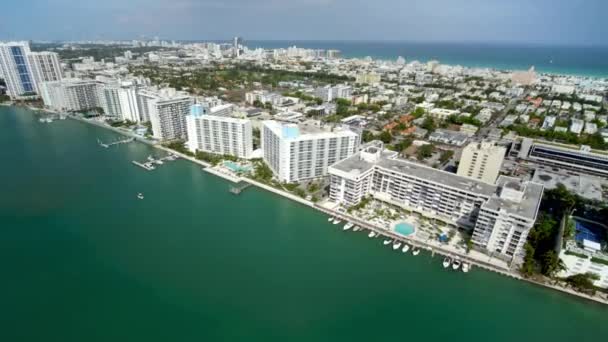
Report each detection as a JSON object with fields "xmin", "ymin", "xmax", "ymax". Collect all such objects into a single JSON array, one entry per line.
[
  {"xmin": 394, "ymin": 222, "xmax": 416, "ymax": 236},
  {"xmin": 224, "ymin": 161, "xmax": 252, "ymax": 173},
  {"xmin": 574, "ymin": 219, "xmax": 606, "ymax": 244}
]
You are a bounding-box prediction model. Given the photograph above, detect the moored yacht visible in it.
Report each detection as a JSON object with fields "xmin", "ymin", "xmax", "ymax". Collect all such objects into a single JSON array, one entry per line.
[
  {"xmin": 392, "ymin": 241, "xmax": 402, "ymax": 250},
  {"xmin": 452, "ymin": 260, "xmax": 462, "ymax": 270},
  {"xmin": 462, "ymin": 262, "xmax": 470, "ymax": 273},
  {"xmin": 343, "ymin": 222, "xmax": 354, "ymax": 231},
  {"xmin": 332, "ymin": 218, "xmax": 342, "ymax": 225},
  {"xmin": 412, "ymin": 247, "xmax": 420, "ymax": 256},
  {"xmin": 402, "ymin": 244, "xmax": 410, "ymax": 253},
  {"xmin": 368, "ymin": 231, "xmax": 377, "ymax": 238},
  {"xmin": 443, "ymin": 257, "xmax": 452, "ymax": 268},
  {"xmin": 383, "ymin": 239, "xmax": 392, "ymax": 246}
]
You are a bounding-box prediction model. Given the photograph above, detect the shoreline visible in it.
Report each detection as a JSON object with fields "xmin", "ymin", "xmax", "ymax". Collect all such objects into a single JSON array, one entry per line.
[{"xmin": 15, "ymin": 104, "xmax": 608, "ymax": 306}]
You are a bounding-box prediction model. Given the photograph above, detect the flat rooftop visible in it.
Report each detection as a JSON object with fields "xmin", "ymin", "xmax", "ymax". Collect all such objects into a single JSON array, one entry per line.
[
  {"xmin": 331, "ymin": 150, "xmax": 497, "ymax": 196},
  {"xmin": 484, "ymin": 176, "xmax": 544, "ymax": 221},
  {"xmin": 532, "ymin": 170, "xmax": 603, "ymax": 201}
]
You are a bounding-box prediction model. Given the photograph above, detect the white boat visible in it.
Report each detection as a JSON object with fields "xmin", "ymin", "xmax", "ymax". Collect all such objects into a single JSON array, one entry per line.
[
  {"xmin": 402, "ymin": 244, "xmax": 410, "ymax": 253},
  {"xmin": 328, "ymin": 217, "xmax": 334, "ymax": 222},
  {"xmin": 452, "ymin": 260, "xmax": 461, "ymax": 270},
  {"xmin": 137, "ymin": 193, "xmax": 144, "ymax": 200},
  {"xmin": 462, "ymin": 263, "xmax": 470, "ymax": 273},
  {"xmin": 443, "ymin": 257, "xmax": 452, "ymax": 269},
  {"xmin": 412, "ymin": 248, "xmax": 421, "ymax": 256},
  {"xmin": 343, "ymin": 222, "xmax": 354, "ymax": 231},
  {"xmin": 383, "ymin": 239, "xmax": 392, "ymax": 246},
  {"xmin": 333, "ymin": 219, "xmax": 342, "ymax": 225},
  {"xmin": 392, "ymin": 242, "xmax": 402, "ymax": 250},
  {"xmin": 368, "ymin": 231, "xmax": 377, "ymax": 238},
  {"xmin": 353, "ymin": 226, "xmax": 361, "ymax": 232}
]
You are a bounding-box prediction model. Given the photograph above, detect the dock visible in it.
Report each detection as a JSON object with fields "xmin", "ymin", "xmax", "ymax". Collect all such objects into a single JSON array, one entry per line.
[
  {"xmin": 99, "ymin": 137, "xmax": 134, "ymax": 148},
  {"xmin": 229, "ymin": 183, "xmax": 252, "ymax": 195},
  {"xmin": 132, "ymin": 154, "xmax": 178, "ymax": 171},
  {"xmin": 132, "ymin": 160, "xmax": 156, "ymax": 171}
]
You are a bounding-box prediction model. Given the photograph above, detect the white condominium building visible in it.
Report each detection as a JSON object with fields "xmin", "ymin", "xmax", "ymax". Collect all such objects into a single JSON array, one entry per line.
[
  {"xmin": 143, "ymin": 88, "xmax": 193, "ymax": 141},
  {"xmin": 27, "ymin": 51, "xmax": 63, "ymax": 88},
  {"xmin": 328, "ymin": 142, "xmax": 543, "ymax": 262},
  {"xmin": 0, "ymin": 41, "xmax": 36, "ymax": 99},
  {"xmin": 39, "ymin": 79, "xmax": 105, "ymax": 112},
  {"xmin": 101, "ymin": 81, "xmax": 141, "ymax": 122},
  {"xmin": 457, "ymin": 141, "xmax": 507, "ymax": 184},
  {"xmin": 262, "ymin": 120, "xmax": 359, "ymax": 183},
  {"xmin": 185, "ymin": 104, "xmax": 253, "ymax": 159}
]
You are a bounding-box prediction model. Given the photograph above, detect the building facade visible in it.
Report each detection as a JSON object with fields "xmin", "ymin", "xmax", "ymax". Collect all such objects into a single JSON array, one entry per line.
[
  {"xmin": 262, "ymin": 120, "xmax": 359, "ymax": 183},
  {"xmin": 0, "ymin": 41, "xmax": 36, "ymax": 99},
  {"xmin": 328, "ymin": 143, "xmax": 543, "ymax": 262},
  {"xmin": 145, "ymin": 88, "xmax": 192, "ymax": 141},
  {"xmin": 186, "ymin": 104, "xmax": 253, "ymax": 159},
  {"xmin": 518, "ymin": 138, "xmax": 608, "ymax": 177},
  {"xmin": 27, "ymin": 51, "xmax": 63, "ymax": 88},
  {"xmin": 457, "ymin": 141, "xmax": 507, "ymax": 184},
  {"xmin": 39, "ymin": 79, "xmax": 105, "ymax": 112}
]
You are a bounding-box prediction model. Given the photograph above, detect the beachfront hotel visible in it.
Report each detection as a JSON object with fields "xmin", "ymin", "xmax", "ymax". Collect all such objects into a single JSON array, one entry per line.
[
  {"xmin": 185, "ymin": 103, "xmax": 253, "ymax": 159},
  {"xmin": 328, "ymin": 142, "xmax": 543, "ymax": 261},
  {"xmin": 261, "ymin": 120, "xmax": 360, "ymax": 183}
]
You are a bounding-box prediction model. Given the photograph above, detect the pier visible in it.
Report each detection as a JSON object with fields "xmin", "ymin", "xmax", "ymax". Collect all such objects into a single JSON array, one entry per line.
[
  {"xmin": 229, "ymin": 183, "xmax": 252, "ymax": 195},
  {"xmin": 132, "ymin": 154, "xmax": 178, "ymax": 171},
  {"xmin": 99, "ymin": 137, "xmax": 135, "ymax": 148}
]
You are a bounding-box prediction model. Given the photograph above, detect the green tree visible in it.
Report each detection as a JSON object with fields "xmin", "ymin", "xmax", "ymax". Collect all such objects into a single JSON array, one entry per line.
[
  {"xmin": 379, "ymin": 131, "xmax": 393, "ymax": 144},
  {"xmin": 416, "ymin": 144, "xmax": 435, "ymax": 160},
  {"xmin": 421, "ymin": 116, "xmax": 436, "ymax": 132},
  {"xmin": 541, "ymin": 250, "xmax": 564, "ymax": 277},
  {"xmin": 362, "ymin": 130, "xmax": 375, "ymax": 143}
]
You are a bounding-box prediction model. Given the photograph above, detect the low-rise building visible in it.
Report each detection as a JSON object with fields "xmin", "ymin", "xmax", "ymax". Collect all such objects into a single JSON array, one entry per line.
[{"xmin": 428, "ymin": 129, "xmax": 469, "ymax": 146}]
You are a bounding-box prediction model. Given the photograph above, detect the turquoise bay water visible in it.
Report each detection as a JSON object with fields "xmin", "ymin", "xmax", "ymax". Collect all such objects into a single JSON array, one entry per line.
[
  {"xmin": 1, "ymin": 106, "xmax": 607, "ymax": 341},
  {"xmin": 247, "ymin": 40, "xmax": 608, "ymax": 78}
]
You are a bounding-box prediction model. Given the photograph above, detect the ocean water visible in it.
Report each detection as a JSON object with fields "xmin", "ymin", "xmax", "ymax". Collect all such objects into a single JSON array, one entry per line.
[
  {"xmin": 247, "ymin": 40, "xmax": 608, "ymax": 78},
  {"xmin": 1, "ymin": 106, "xmax": 608, "ymax": 341}
]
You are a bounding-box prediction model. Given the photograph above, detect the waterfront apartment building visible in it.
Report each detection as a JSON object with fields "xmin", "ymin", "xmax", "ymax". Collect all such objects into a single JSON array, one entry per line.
[
  {"xmin": 328, "ymin": 142, "xmax": 543, "ymax": 262},
  {"xmin": 27, "ymin": 51, "xmax": 63, "ymax": 87},
  {"xmin": 142, "ymin": 88, "xmax": 193, "ymax": 141},
  {"xmin": 185, "ymin": 104, "xmax": 253, "ymax": 159},
  {"xmin": 262, "ymin": 120, "xmax": 359, "ymax": 183},
  {"xmin": 457, "ymin": 141, "xmax": 507, "ymax": 184},
  {"xmin": 0, "ymin": 41, "xmax": 37, "ymax": 99},
  {"xmin": 39, "ymin": 79, "xmax": 105, "ymax": 112},
  {"xmin": 518, "ymin": 138, "xmax": 608, "ymax": 177},
  {"xmin": 101, "ymin": 81, "xmax": 141, "ymax": 122}
]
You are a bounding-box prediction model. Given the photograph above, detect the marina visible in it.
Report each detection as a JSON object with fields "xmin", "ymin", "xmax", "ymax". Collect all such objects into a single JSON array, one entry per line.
[{"xmin": 132, "ymin": 154, "xmax": 178, "ymax": 171}]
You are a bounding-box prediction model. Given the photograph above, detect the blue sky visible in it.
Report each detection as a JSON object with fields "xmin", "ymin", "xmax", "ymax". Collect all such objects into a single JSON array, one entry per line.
[{"xmin": 1, "ymin": 0, "xmax": 607, "ymax": 45}]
